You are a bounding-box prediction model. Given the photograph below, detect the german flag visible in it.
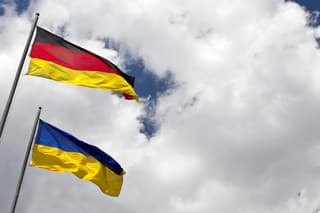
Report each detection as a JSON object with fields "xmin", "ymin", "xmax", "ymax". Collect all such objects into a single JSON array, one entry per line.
[{"xmin": 27, "ymin": 27, "xmax": 139, "ymax": 101}]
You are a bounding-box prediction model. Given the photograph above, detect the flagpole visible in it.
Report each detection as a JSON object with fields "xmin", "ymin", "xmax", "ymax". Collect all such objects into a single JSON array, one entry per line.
[
  {"xmin": 0, "ymin": 13, "xmax": 40, "ymax": 142},
  {"xmin": 9, "ymin": 107, "xmax": 42, "ymax": 213}
]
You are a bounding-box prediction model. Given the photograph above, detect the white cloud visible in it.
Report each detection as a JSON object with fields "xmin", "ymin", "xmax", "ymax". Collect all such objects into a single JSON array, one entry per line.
[{"xmin": 1, "ymin": 0, "xmax": 320, "ymax": 212}]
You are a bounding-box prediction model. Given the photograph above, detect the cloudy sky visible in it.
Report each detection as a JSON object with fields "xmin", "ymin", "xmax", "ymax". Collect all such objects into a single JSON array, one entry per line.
[{"xmin": 1, "ymin": 0, "xmax": 320, "ymax": 212}]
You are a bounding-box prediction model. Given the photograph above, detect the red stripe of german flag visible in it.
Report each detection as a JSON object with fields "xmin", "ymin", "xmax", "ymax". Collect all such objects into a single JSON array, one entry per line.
[{"xmin": 27, "ymin": 27, "xmax": 139, "ymax": 101}]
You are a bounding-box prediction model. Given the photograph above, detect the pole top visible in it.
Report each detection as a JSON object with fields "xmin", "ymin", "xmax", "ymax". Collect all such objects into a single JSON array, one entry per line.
[
  {"xmin": 36, "ymin": 13, "xmax": 40, "ymax": 16},
  {"xmin": 38, "ymin": 106, "xmax": 42, "ymax": 110}
]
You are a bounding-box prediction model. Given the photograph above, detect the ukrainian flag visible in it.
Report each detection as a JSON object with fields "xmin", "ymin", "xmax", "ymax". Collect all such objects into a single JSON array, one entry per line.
[{"xmin": 31, "ymin": 120, "xmax": 125, "ymax": 196}]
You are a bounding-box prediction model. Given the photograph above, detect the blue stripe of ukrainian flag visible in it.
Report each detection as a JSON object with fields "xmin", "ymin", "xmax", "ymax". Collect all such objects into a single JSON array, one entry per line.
[{"xmin": 31, "ymin": 119, "xmax": 125, "ymax": 196}]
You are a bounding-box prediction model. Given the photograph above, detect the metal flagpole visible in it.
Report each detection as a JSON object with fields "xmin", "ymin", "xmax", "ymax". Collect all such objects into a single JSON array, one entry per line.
[
  {"xmin": 9, "ymin": 107, "xmax": 42, "ymax": 213},
  {"xmin": 0, "ymin": 13, "xmax": 40, "ymax": 142}
]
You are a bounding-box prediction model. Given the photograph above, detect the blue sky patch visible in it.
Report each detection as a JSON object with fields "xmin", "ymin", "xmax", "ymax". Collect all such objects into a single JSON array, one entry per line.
[
  {"xmin": 0, "ymin": 6, "xmax": 4, "ymax": 16},
  {"xmin": 14, "ymin": 0, "xmax": 30, "ymax": 14},
  {"xmin": 104, "ymin": 38, "xmax": 177, "ymax": 138},
  {"xmin": 286, "ymin": 0, "xmax": 320, "ymax": 26},
  {"xmin": 0, "ymin": 0, "xmax": 30, "ymax": 15}
]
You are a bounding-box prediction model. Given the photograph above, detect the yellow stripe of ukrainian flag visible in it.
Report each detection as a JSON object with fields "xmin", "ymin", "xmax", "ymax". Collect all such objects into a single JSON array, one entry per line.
[
  {"xmin": 31, "ymin": 144, "xmax": 124, "ymax": 196},
  {"xmin": 27, "ymin": 58, "xmax": 139, "ymax": 101}
]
